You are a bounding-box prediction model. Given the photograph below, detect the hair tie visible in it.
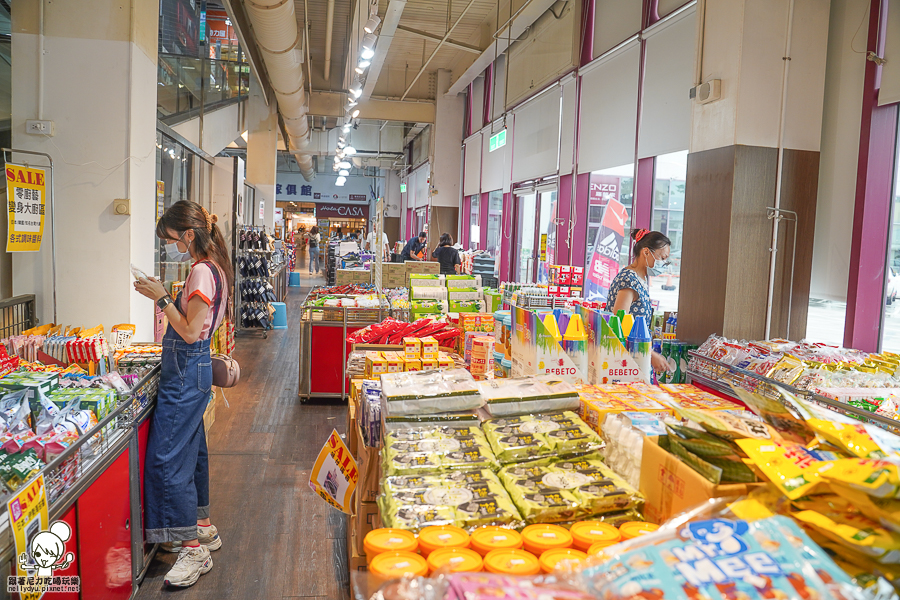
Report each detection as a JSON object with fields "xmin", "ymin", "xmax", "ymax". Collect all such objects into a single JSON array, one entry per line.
[
  {"xmin": 201, "ymin": 207, "xmax": 213, "ymax": 232},
  {"xmin": 635, "ymin": 229, "xmax": 649, "ymax": 242}
]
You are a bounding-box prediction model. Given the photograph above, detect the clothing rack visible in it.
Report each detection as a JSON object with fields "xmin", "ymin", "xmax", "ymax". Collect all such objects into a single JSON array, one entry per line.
[{"xmin": 234, "ymin": 225, "xmax": 279, "ymax": 337}]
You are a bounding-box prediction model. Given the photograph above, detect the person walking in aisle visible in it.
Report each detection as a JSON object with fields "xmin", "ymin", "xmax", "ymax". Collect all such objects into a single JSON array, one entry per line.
[
  {"xmin": 400, "ymin": 232, "xmax": 427, "ymax": 261},
  {"xmin": 308, "ymin": 225, "xmax": 321, "ymax": 274},
  {"xmin": 606, "ymin": 228, "xmax": 671, "ymax": 374},
  {"xmin": 432, "ymin": 233, "xmax": 462, "ymax": 274},
  {"xmin": 133, "ymin": 201, "xmax": 232, "ymax": 588}
]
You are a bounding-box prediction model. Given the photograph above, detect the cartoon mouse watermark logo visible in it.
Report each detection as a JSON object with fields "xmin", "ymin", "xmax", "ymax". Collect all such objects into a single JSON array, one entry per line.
[{"xmin": 8, "ymin": 521, "xmax": 80, "ymax": 595}]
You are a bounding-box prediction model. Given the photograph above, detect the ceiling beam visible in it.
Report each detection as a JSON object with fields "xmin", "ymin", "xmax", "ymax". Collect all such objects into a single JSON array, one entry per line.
[
  {"xmin": 446, "ymin": 0, "xmax": 560, "ymax": 96},
  {"xmin": 361, "ymin": 0, "xmax": 407, "ymax": 101},
  {"xmin": 395, "ymin": 25, "xmax": 483, "ymax": 54},
  {"xmin": 307, "ymin": 90, "xmax": 435, "ymax": 123}
]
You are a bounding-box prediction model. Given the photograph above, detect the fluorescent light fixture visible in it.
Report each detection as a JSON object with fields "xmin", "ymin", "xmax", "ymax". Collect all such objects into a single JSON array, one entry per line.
[
  {"xmin": 339, "ymin": 169, "xmax": 350, "ymax": 176},
  {"xmin": 344, "ymin": 146, "xmax": 357, "ymax": 155},
  {"xmin": 338, "ymin": 161, "xmax": 352, "ymax": 169},
  {"xmin": 351, "ymin": 109, "xmax": 360, "ymax": 118},
  {"xmin": 364, "ymin": 14, "xmax": 381, "ymax": 34}
]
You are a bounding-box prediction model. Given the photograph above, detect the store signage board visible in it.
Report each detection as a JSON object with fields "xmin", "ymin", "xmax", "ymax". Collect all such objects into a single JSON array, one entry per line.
[
  {"xmin": 315, "ymin": 202, "xmax": 369, "ymax": 219},
  {"xmin": 259, "ymin": 200, "xmax": 265, "ymax": 220},
  {"xmin": 6, "ymin": 164, "xmax": 47, "ymax": 253},
  {"xmin": 489, "ymin": 129, "xmax": 506, "ymax": 152},
  {"xmin": 309, "ymin": 429, "xmax": 358, "ymax": 513},
  {"xmin": 276, "ymin": 173, "xmax": 371, "ymax": 203},
  {"xmin": 274, "ymin": 207, "xmax": 283, "ymax": 223}
]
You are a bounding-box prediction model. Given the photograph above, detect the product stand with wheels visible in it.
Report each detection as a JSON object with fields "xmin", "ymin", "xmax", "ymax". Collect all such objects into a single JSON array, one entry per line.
[
  {"xmin": 0, "ymin": 365, "xmax": 161, "ymax": 600},
  {"xmin": 297, "ymin": 289, "xmax": 391, "ymax": 402}
]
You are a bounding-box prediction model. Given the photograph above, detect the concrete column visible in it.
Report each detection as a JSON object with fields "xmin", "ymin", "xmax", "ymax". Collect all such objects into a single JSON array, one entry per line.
[
  {"xmin": 678, "ymin": 0, "xmax": 830, "ymax": 343},
  {"xmin": 245, "ymin": 76, "xmax": 278, "ymax": 229},
  {"xmin": 429, "ymin": 69, "xmax": 465, "ymax": 241},
  {"xmin": 11, "ymin": 0, "xmax": 159, "ymax": 339}
]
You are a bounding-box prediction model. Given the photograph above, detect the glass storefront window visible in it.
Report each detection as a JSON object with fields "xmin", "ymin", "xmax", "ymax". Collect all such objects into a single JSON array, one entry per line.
[
  {"xmin": 881, "ymin": 128, "xmax": 900, "ymax": 351},
  {"xmin": 469, "ymin": 195, "xmax": 481, "ymax": 249},
  {"xmin": 585, "ymin": 164, "xmax": 634, "ymax": 272},
  {"xmin": 485, "ymin": 191, "xmax": 503, "ymax": 275},
  {"xmin": 515, "ymin": 193, "xmax": 537, "ymax": 283},
  {"xmin": 537, "ymin": 190, "xmax": 557, "ymax": 284},
  {"xmin": 650, "ymin": 150, "xmax": 687, "ymax": 312}
]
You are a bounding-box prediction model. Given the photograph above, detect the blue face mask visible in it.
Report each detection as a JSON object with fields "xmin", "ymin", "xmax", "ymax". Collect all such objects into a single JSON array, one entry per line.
[
  {"xmin": 646, "ymin": 249, "xmax": 670, "ymax": 277},
  {"xmin": 165, "ymin": 231, "xmax": 191, "ymax": 262}
]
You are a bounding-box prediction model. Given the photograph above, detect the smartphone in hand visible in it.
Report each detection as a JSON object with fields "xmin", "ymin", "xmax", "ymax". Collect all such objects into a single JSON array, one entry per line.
[{"xmin": 130, "ymin": 264, "xmax": 150, "ymax": 281}]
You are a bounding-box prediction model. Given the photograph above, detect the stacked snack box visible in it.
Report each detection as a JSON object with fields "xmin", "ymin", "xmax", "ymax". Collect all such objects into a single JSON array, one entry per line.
[
  {"xmin": 470, "ymin": 336, "xmax": 495, "ymax": 380},
  {"xmin": 548, "ymin": 265, "xmax": 584, "ymax": 298},
  {"xmin": 336, "ymin": 269, "xmax": 373, "ymax": 285},
  {"xmin": 456, "ymin": 313, "xmax": 495, "ymax": 359},
  {"xmin": 577, "ymin": 384, "xmax": 675, "ymax": 432},
  {"xmin": 381, "ymin": 263, "xmax": 407, "ymax": 288}
]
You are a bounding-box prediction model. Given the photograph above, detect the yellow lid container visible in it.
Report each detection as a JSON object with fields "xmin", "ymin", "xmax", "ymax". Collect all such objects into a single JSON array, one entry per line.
[
  {"xmin": 364, "ymin": 528, "xmax": 418, "ymax": 562},
  {"xmin": 588, "ymin": 540, "xmax": 619, "ymax": 556},
  {"xmin": 521, "ymin": 524, "xmax": 573, "ymax": 556},
  {"xmin": 418, "ymin": 525, "xmax": 470, "ymax": 557},
  {"xmin": 470, "ymin": 526, "xmax": 523, "ymax": 556},
  {"xmin": 539, "ymin": 548, "xmax": 588, "ymax": 574},
  {"xmin": 619, "ymin": 522, "xmax": 659, "ymax": 540},
  {"xmin": 483, "ymin": 549, "xmax": 541, "ymax": 576},
  {"xmin": 369, "ymin": 551, "xmax": 429, "ymax": 582},
  {"xmin": 426, "ymin": 547, "xmax": 483, "ymax": 574},
  {"xmin": 570, "ymin": 521, "xmax": 622, "ymax": 552}
]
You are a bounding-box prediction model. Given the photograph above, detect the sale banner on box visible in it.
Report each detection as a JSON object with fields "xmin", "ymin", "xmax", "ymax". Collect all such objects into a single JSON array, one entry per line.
[
  {"xmin": 6, "ymin": 164, "xmax": 47, "ymax": 253},
  {"xmin": 584, "ymin": 198, "xmax": 627, "ymax": 302},
  {"xmin": 309, "ymin": 429, "xmax": 358, "ymax": 513}
]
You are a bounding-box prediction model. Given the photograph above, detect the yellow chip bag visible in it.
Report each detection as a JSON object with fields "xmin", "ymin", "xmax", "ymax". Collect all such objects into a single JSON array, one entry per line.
[
  {"xmin": 808, "ymin": 418, "xmax": 890, "ymax": 459},
  {"xmin": 793, "ymin": 509, "xmax": 900, "ymax": 564},
  {"xmin": 821, "ymin": 458, "xmax": 900, "ymax": 499},
  {"xmin": 736, "ymin": 439, "xmax": 836, "ymax": 500},
  {"xmin": 829, "ymin": 482, "xmax": 900, "ymax": 532}
]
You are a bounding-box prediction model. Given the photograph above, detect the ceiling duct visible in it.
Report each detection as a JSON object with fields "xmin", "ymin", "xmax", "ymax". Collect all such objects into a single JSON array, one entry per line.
[{"xmin": 245, "ymin": 0, "xmax": 315, "ymax": 181}]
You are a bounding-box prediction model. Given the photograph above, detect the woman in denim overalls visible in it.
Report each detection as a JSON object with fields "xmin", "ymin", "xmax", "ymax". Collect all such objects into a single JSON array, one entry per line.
[{"xmin": 134, "ymin": 201, "xmax": 233, "ymax": 588}]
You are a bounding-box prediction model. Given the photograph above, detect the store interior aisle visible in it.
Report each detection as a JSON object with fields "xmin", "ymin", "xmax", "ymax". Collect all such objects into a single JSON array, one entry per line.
[{"xmin": 136, "ymin": 274, "xmax": 351, "ymax": 600}]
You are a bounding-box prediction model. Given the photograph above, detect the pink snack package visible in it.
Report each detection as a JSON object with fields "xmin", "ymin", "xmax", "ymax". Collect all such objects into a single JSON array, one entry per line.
[{"xmin": 446, "ymin": 573, "xmax": 594, "ymax": 600}]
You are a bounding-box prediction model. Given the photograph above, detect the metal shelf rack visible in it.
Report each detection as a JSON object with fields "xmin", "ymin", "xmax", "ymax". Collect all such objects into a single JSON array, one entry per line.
[{"xmin": 687, "ymin": 350, "xmax": 900, "ymax": 434}]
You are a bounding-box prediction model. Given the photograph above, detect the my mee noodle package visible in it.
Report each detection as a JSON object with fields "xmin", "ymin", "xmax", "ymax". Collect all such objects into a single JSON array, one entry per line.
[
  {"xmin": 477, "ymin": 375, "xmax": 580, "ymax": 417},
  {"xmin": 380, "ymin": 369, "xmax": 483, "ymax": 416},
  {"xmin": 378, "ymin": 468, "xmax": 523, "ymax": 532},
  {"xmin": 482, "ymin": 411, "xmax": 602, "ymax": 464},
  {"xmin": 498, "ymin": 454, "xmax": 642, "ymax": 524},
  {"xmin": 382, "ymin": 426, "xmax": 499, "ymax": 475}
]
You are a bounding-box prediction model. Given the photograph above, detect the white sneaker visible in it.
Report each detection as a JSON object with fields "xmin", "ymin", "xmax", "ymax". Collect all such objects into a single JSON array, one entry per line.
[
  {"xmin": 161, "ymin": 525, "xmax": 223, "ymax": 553},
  {"xmin": 164, "ymin": 545, "xmax": 213, "ymax": 588}
]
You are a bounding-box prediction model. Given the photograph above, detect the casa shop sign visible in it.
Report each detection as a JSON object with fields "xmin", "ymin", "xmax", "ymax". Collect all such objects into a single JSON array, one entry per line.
[{"xmin": 315, "ymin": 203, "xmax": 369, "ymax": 219}]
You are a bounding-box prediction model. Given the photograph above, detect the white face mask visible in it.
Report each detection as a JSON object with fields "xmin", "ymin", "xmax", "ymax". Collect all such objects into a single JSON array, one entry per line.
[
  {"xmin": 646, "ymin": 249, "xmax": 670, "ymax": 277},
  {"xmin": 165, "ymin": 231, "xmax": 191, "ymax": 262}
]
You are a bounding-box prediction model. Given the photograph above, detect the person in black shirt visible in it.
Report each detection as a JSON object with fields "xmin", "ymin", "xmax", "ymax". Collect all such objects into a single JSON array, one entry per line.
[
  {"xmin": 400, "ymin": 232, "xmax": 427, "ymax": 261},
  {"xmin": 432, "ymin": 233, "xmax": 462, "ymax": 275}
]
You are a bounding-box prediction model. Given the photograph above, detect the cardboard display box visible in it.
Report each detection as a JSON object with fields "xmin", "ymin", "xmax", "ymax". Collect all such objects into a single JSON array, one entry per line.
[
  {"xmin": 639, "ymin": 436, "xmax": 763, "ymax": 524},
  {"xmin": 356, "ymin": 422, "xmax": 382, "ymax": 503},
  {"xmin": 347, "ymin": 401, "xmax": 358, "ymax": 458},
  {"xmin": 348, "ymin": 517, "xmax": 368, "ymax": 573},
  {"xmin": 355, "ymin": 499, "xmax": 379, "ymax": 543},
  {"xmin": 336, "ymin": 269, "xmax": 373, "ymax": 285}
]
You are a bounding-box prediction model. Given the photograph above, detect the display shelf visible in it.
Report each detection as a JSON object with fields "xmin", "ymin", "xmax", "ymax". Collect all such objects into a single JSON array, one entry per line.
[
  {"xmin": 502, "ymin": 289, "xmax": 572, "ymax": 309},
  {"xmin": 687, "ymin": 350, "xmax": 900, "ymax": 433}
]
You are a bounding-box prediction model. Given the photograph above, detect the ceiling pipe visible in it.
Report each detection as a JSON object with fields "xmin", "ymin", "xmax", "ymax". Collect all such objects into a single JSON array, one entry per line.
[
  {"xmin": 245, "ymin": 0, "xmax": 315, "ymax": 180},
  {"xmin": 361, "ymin": 0, "xmax": 407, "ymax": 101},
  {"xmin": 324, "ymin": 0, "xmax": 336, "ymax": 82},
  {"xmin": 400, "ymin": 0, "xmax": 479, "ymax": 101}
]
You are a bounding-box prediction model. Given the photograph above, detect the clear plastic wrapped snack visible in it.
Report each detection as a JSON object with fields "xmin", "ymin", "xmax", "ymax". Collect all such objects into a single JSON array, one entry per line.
[
  {"xmin": 477, "ymin": 375, "xmax": 580, "ymax": 417},
  {"xmin": 381, "ymin": 369, "xmax": 483, "ymax": 416}
]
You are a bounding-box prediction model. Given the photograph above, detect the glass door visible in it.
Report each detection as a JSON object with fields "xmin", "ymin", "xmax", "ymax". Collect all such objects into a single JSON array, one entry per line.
[
  {"xmin": 536, "ymin": 190, "xmax": 557, "ymax": 283},
  {"xmin": 515, "ymin": 193, "xmax": 537, "ymax": 283}
]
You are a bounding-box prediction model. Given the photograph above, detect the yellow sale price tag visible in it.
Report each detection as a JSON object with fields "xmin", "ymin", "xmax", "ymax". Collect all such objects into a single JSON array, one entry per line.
[{"xmin": 309, "ymin": 429, "xmax": 358, "ymax": 513}]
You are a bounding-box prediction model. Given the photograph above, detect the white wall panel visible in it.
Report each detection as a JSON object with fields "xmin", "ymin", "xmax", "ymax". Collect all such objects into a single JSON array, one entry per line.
[
  {"xmin": 511, "ymin": 86, "xmax": 561, "ymax": 182},
  {"xmin": 481, "ymin": 120, "xmax": 510, "ymax": 192},
  {"xmin": 593, "ymin": 0, "xmax": 642, "ymax": 58},
  {"xmin": 414, "ymin": 163, "xmax": 430, "ymax": 208},
  {"xmin": 492, "ymin": 56, "xmax": 507, "ymax": 121},
  {"xmin": 638, "ymin": 7, "xmax": 696, "ymax": 158},
  {"xmin": 578, "ymin": 40, "xmax": 640, "ymax": 172},
  {"xmin": 559, "ymin": 75, "xmax": 578, "ymax": 175},
  {"xmin": 464, "ymin": 133, "xmax": 483, "ymax": 196}
]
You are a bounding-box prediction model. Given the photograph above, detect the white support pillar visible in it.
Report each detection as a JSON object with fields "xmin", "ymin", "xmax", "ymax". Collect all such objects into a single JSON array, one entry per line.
[
  {"xmin": 11, "ymin": 0, "xmax": 159, "ymax": 339},
  {"xmin": 246, "ymin": 76, "xmax": 278, "ymax": 230}
]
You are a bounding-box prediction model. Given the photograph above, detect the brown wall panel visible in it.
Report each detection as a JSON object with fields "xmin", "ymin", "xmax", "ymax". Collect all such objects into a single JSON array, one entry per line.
[
  {"xmin": 723, "ymin": 145, "xmax": 778, "ymax": 341},
  {"xmin": 383, "ymin": 217, "xmax": 401, "ymax": 250},
  {"xmin": 678, "ymin": 146, "xmax": 735, "ymax": 344}
]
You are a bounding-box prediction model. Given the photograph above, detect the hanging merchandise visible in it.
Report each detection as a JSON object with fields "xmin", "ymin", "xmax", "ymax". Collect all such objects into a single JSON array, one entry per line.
[{"xmin": 235, "ymin": 226, "xmax": 283, "ymax": 335}]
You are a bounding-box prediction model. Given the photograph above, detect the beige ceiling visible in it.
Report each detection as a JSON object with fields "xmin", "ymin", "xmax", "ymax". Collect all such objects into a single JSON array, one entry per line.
[{"xmin": 294, "ymin": 0, "xmax": 504, "ymax": 101}]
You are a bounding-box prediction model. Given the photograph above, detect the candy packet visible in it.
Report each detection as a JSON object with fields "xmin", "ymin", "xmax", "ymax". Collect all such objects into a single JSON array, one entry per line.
[
  {"xmin": 821, "ymin": 458, "xmax": 900, "ymax": 499},
  {"xmin": 736, "ymin": 439, "xmax": 837, "ymax": 499},
  {"xmin": 793, "ymin": 509, "xmax": 900, "ymax": 564}
]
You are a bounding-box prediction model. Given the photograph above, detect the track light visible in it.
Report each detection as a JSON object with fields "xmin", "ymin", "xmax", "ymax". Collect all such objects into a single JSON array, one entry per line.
[
  {"xmin": 336, "ymin": 176, "xmax": 347, "ymax": 186},
  {"xmin": 362, "ymin": 33, "xmax": 377, "ymax": 51},
  {"xmin": 333, "ymin": 155, "xmax": 341, "ymax": 162},
  {"xmin": 355, "ymin": 66, "xmax": 365, "ymax": 75},
  {"xmin": 342, "ymin": 124, "xmax": 351, "ymax": 133},
  {"xmin": 361, "ymin": 46, "xmax": 375, "ymax": 60},
  {"xmin": 344, "ymin": 146, "xmax": 357, "ymax": 155},
  {"xmin": 338, "ymin": 142, "xmax": 346, "ymax": 149},
  {"xmin": 348, "ymin": 99, "xmax": 358, "ymax": 108},
  {"xmin": 364, "ymin": 14, "xmax": 381, "ymax": 34},
  {"xmin": 351, "ymin": 109, "xmax": 360, "ymax": 118},
  {"xmin": 358, "ymin": 59, "xmax": 370, "ymax": 69},
  {"xmin": 339, "ymin": 136, "xmax": 345, "ymax": 143},
  {"xmin": 339, "ymin": 161, "xmax": 352, "ymax": 169},
  {"xmin": 339, "ymin": 169, "xmax": 350, "ymax": 176}
]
